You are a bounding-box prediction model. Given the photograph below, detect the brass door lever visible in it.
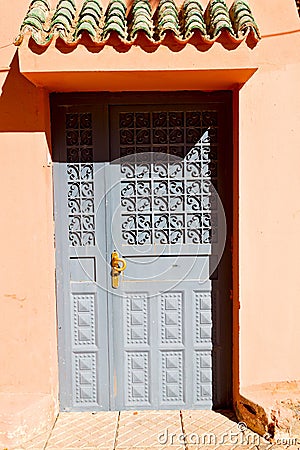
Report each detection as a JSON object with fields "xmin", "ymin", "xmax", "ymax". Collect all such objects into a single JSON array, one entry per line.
[{"xmin": 111, "ymin": 250, "xmax": 126, "ymax": 289}]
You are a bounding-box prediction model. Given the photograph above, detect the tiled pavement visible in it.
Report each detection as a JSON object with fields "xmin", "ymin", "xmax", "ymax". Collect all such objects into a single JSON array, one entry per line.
[{"xmin": 16, "ymin": 410, "xmax": 295, "ymax": 450}]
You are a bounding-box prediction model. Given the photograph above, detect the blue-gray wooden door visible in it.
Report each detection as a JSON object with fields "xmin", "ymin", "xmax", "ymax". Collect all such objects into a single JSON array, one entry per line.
[{"xmin": 52, "ymin": 94, "xmax": 232, "ymax": 412}]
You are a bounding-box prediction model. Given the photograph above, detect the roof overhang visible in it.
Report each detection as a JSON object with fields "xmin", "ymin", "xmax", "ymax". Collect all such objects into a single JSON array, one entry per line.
[
  {"xmin": 15, "ymin": 0, "xmax": 260, "ymax": 92},
  {"xmin": 18, "ymin": 43, "xmax": 258, "ymax": 91}
]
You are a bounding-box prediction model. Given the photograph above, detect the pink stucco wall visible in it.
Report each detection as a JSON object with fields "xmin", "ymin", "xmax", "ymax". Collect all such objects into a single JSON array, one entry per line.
[
  {"xmin": 236, "ymin": 0, "xmax": 300, "ymax": 388},
  {"xmin": 0, "ymin": 0, "xmax": 299, "ymax": 444},
  {"xmin": 0, "ymin": 7, "xmax": 59, "ymax": 442},
  {"xmin": 239, "ymin": 61, "xmax": 300, "ymax": 387}
]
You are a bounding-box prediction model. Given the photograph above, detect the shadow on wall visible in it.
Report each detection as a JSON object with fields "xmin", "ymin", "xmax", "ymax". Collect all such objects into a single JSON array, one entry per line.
[{"xmin": 0, "ymin": 50, "xmax": 50, "ymax": 140}]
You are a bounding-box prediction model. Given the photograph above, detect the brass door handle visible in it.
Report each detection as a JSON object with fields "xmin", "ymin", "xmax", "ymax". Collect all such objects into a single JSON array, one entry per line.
[
  {"xmin": 111, "ymin": 251, "xmax": 126, "ymax": 288},
  {"xmin": 111, "ymin": 251, "xmax": 126, "ymax": 272}
]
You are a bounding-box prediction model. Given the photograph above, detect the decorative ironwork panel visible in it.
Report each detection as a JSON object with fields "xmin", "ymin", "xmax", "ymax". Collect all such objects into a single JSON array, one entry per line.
[
  {"xmin": 74, "ymin": 353, "xmax": 97, "ymax": 404},
  {"xmin": 66, "ymin": 113, "xmax": 95, "ymax": 246},
  {"xmin": 160, "ymin": 293, "xmax": 183, "ymax": 344},
  {"xmin": 119, "ymin": 111, "xmax": 218, "ymax": 246},
  {"xmin": 126, "ymin": 352, "xmax": 149, "ymax": 404},
  {"xmin": 161, "ymin": 351, "xmax": 183, "ymax": 403},
  {"xmin": 73, "ymin": 294, "xmax": 95, "ymax": 346},
  {"xmin": 125, "ymin": 294, "xmax": 148, "ymax": 345},
  {"xmin": 195, "ymin": 351, "xmax": 212, "ymax": 403}
]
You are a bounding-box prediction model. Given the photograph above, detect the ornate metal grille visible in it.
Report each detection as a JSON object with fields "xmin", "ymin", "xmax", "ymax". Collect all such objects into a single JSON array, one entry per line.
[
  {"xmin": 119, "ymin": 111, "xmax": 218, "ymax": 246},
  {"xmin": 66, "ymin": 113, "xmax": 95, "ymax": 246}
]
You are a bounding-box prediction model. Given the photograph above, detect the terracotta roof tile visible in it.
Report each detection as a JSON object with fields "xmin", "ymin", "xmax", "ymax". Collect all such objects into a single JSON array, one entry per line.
[
  {"xmin": 103, "ymin": 0, "xmax": 127, "ymax": 39},
  {"xmin": 230, "ymin": 0, "xmax": 259, "ymax": 38},
  {"xmin": 75, "ymin": 0, "xmax": 103, "ymax": 39},
  {"xmin": 15, "ymin": 0, "xmax": 260, "ymax": 50},
  {"xmin": 205, "ymin": 0, "xmax": 234, "ymax": 38},
  {"xmin": 21, "ymin": 0, "xmax": 50, "ymax": 36},
  {"xmin": 51, "ymin": 0, "xmax": 76, "ymax": 38},
  {"xmin": 156, "ymin": 0, "xmax": 181, "ymax": 39},
  {"xmin": 129, "ymin": 0, "xmax": 153, "ymax": 39},
  {"xmin": 183, "ymin": 0, "xmax": 206, "ymax": 39}
]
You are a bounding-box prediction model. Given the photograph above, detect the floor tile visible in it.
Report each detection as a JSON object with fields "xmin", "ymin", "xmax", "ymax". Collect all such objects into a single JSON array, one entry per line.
[
  {"xmin": 116, "ymin": 410, "xmax": 185, "ymax": 448},
  {"xmin": 14, "ymin": 430, "xmax": 51, "ymax": 449},
  {"xmin": 182, "ymin": 410, "xmax": 264, "ymax": 449},
  {"xmin": 45, "ymin": 412, "xmax": 118, "ymax": 449},
  {"xmin": 16, "ymin": 409, "xmax": 277, "ymax": 450}
]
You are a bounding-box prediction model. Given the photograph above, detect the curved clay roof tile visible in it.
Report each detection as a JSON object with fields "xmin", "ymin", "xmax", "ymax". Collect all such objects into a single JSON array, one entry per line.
[
  {"xmin": 75, "ymin": 0, "xmax": 102, "ymax": 40},
  {"xmin": 103, "ymin": 0, "xmax": 127, "ymax": 40},
  {"xmin": 130, "ymin": 0, "xmax": 153, "ymax": 40},
  {"xmin": 230, "ymin": 0, "xmax": 260, "ymax": 38},
  {"xmin": 183, "ymin": 0, "xmax": 206, "ymax": 39},
  {"xmin": 205, "ymin": 0, "xmax": 234, "ymax": 38},
  {"xmin": 15, "ymin": 0, "xmax": 260, "ymax": 48}
]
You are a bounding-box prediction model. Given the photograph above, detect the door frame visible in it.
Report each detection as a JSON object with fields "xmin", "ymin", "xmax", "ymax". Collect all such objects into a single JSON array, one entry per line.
[{"xmin": 50, "ymin": 91, "xmax": 234, "ymax": 410}]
